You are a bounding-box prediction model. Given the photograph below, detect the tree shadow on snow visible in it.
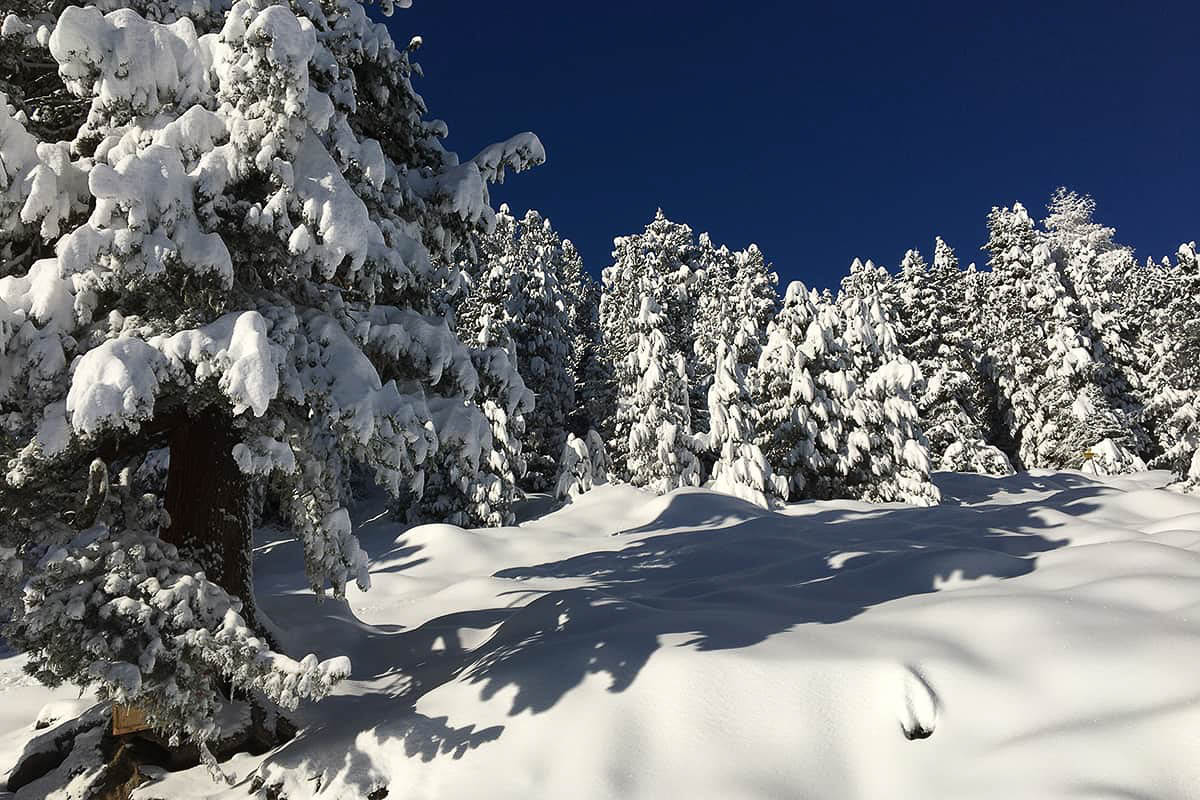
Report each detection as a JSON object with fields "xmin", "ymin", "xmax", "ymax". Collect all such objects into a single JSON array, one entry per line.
[
  {"xmin": 239, "ymin": 472, "xmax": 1114, "ymax": 795},
  {"xmin": 933, "ymin": 469, "xmax": 1105, "ymax": 505},
  {"xmin": 459, "ymin": 477, "xmax": 1106, "ymax": 716},
  {"xmin": 226, "ymin": 693, "xmax": 505, "ymax": 799},
  {"xmin": 225, "ymin": 587, "xmax": 512, "ymax": 796}
]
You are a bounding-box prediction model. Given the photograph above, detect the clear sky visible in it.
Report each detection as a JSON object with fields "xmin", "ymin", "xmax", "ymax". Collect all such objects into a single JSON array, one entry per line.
[{"xmin": 386, "ymin": 2, "xmax": 1199, "ymax": 290}]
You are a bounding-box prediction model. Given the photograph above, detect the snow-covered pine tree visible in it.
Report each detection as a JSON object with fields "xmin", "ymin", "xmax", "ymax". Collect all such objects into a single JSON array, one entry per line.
[
  {"xmin": 506, "ymin": 209, "xmax": 575, "ymax": 491},
  {"xmin": 837, "ymin": 261, "xmax": 940, "ymax": 505},
  {"xmin": 706, "ymin": 328, "xmax": 773, "ymax": 507},
  {"xmin": 552, "ymin": 427, "xmax": 613, "ymax": 501},
  {"xmin": 557, "ymin": 236, "xmax": 603, "ymax": 435},
  {"xmin": 584, "ymin": 427, "xmax": 614, "ymax": 484},
  {"xmin": 624, "ymin": 294, "xmax": 701, "ymax": 494},
  {"xmin": 0, "ymin": 0, "xmax": 542, "ymax": 749},
  {"xmin": 408, "ymin": 317, "xmax": 533, "ymax": 528},
  {"xmin": 769, "ymin": 281, "xmax": 932, "ymax": 504},
  {"xmin": 750, "ymin": 281, "xmax": 822, "ymax": 501},
  {"xmin": 691, "ymin": 236, "xmax": 778, "ymax": 439},
  {"xmin": 554, "ymin": 432, "xmax": 594, "ymax": 500},
  {"xmin": 468, "ymin": 336, "xmax": 535, "ymax": 524},
  {"xmin": 981, "ymin": 193, "xmax": 1150, "ymax": 474},
  {"xmin": 979, "ymin": 190, "xmax": 1156, "ymax": 472},
  {"xmin": 569, "ymin": 267, "xmax": 612, "ymax": 436},
  {"xmin": 458, "ymin": 206, "xmax": 576, "ymax": 493},
  {"xmin": 887, "ymin": 246, "xmax": 928, "ymax": 347},
  {"xmin": 803, "ymin": 291, "xmax": 858, "ymax": 499},
  {"xmin": 1140, "ymin": 242, "xmax": 1200, "ymax": 486},
  {"xmin": 1164, "ymin": 395, "xmax": 1200, "ymax": 494},
  {"xmin": 959, "ymin": 260, "xmax": 1014, "ymax": 457},
  {"xmin": 689, "ymin": 235, "xmax": 735, "ymax": 432},
  {"xmin": 893, "ymin": 240, "xmax": 1012, "ymax": 475},
  {"xmin": 1127, "ymin": 250, "xmax": 1184, "ymax": 458},
  {"xmin": 980, "ymin": 201, "xmax": 1045, "ymax": 468},
  {"xmin": 599, "ymin": 210, "xmax": 698, "ymax": 476},
  {"xmin": 1040, "ymin": 190, "xmax": 1147, "ymax": 468},
  {"xmin": 425, "ymin": 208, "xmax": 533, "ymax": 527}
]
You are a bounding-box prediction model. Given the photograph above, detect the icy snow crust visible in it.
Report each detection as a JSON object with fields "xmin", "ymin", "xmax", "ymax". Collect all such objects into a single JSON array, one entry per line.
[{"xmin": 5, "ymin": 470, "xmax": 1200, "ymax": 799}]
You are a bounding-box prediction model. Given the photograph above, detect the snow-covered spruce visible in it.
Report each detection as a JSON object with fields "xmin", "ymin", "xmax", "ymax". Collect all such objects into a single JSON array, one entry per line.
[
  {"xmin": 705, "ymin": 333, "xmax": 774, "ymax": 508},
  {"xmin": 1135, "ymin": 242, "xmax": 1200, "ymax": 487},
  {"xmin": 0, "ymin": 0, "xmax": 541, "ymax": 749},
  {"xmin": 979, "ymin": 193, "xmax": 1145, "ymax": 473},
  {"xmin": 553, "ymin": 429, "xmax": 613, "ymax": 500},
  {"xmin": 750, "ymin": 281, "xmax": 822, "ymax": 501},
  {"xmin": 623, "ymin": 295, "xmax": 702, "ymax": 494},
  {"xmin": 463, "ymin": 206, "xmax": 577, "ymax": 493},
  {"xmin": 891, "ymin": 240, "xmax": 1013, "ymax": 476},
  {"xmin": 691, "ymin": 236, "xmax": 778, "ymax": 439},
  {"xmin": 600, "ymin": 211, "xmax": 700, "ymax": 477},
  {"xmin": 837, "ymin": 260, "xmax": 940, "ymax": 506}
]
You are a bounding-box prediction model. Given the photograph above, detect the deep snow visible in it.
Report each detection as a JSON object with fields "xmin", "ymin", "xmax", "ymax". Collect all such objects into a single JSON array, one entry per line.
[{"xmin": 4, "ymin": 470, "xmax": 1200, "ymax": 799}]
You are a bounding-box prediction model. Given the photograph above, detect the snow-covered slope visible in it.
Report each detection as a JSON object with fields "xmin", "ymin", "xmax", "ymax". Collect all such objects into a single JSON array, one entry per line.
[{"xmin": 7, "ymin": 470, "xmax": 1200, "ymax": 799}]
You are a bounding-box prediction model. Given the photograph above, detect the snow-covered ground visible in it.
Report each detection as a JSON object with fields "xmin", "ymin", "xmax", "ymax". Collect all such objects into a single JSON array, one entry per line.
[{"xmin": 5, "ymin": 470, "xmax": 1200, "ymax": 799}]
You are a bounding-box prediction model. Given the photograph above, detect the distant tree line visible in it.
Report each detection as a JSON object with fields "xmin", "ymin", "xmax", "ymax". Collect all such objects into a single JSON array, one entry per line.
[{"xmin": 448, "ymin": 191, "xmax": 1199, "ymax": 513}]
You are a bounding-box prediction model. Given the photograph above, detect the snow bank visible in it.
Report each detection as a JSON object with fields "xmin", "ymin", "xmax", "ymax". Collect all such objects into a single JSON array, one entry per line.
[{"xmin": 4, "ymin": 471, "xmax": 1199, "ymax": 799}]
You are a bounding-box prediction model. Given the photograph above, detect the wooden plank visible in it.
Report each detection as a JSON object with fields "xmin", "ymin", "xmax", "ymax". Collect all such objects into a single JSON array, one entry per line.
[{"xmin": 112, "ymin": 703, "xmax": 151, "ymax": 736}]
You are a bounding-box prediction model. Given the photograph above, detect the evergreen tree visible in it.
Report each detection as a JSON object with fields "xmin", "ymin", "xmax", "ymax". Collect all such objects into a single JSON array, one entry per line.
[
  {"xmin": 507, "ymin": 209, "xmax": 575, "ymax": 491},
  {"xmin": 1141, "ymin": 243, "xmax": 1200, "ymax": 485},
  {"xmin": 599, "ymin": 211, "xmax": 698, "ymax": 476},
  {"xmin": 554, "ymin": 432, "xmax": 594, "ymax": 500},
  {"xmin": 893, "ymin": 240, "xmax": 1012, "ymax": 475},
  {"xmin": 570, "ymin": 270, "xmax": 611, "ymax": 436},
  {"xmin": 584, "ymin": 427, "xmax": 615, "ymax": 485},
  {"xmin": 706, "ymin": 330, "xmax": 774, "ymax": 507},
  {"xmin": 0, "ymin": 0, "xmax": 542, "ymax": 751},
  {"xmin": 838, "ymin": 262, "xmax": 940, "ymax": 505},
  {"xmin": 802, "ymin": 292, "xmax": 859, "ymax": 500},
  {"xmin": 690, "ymin": 235, "xmax": 737, "ymax": 431},
  {"xmin": 981, "ymin": 192, "xmax": 1150, "ymax": 473},
  {"xmin": 692, "ymin": 237, "xmax": 778, "ymax": 436},
  {"xmin": 1041, "ymin": 190, "xmax": 1147, "ymax": 465},
  {"xmin": 558, "ymin": 237, "xmax": 604, "ymax": 435},
  {"xmin": 624, "ymin": 295, "xmax": 702, "ymax": 494},
  {"xmin": 980, "ymin": 202, "xmax": 1044, "ymax": 468},
  {"xmin": 751, "ymin": 281, "xmax": 822, "ymax": 501},
  {"xmin": 430, "ymin": 209, "xmax": 533, "ymax": 527},
  {"xmin": 553, "ymin": 428, "xmax": 613, "ymax": 500},
  {"xmin": 1127, "ymin": 252, "xmax": 1183, "ymax": 457},
  {"xmin": 461, "ymin": 206, "xmax": 580, "ymax": 493}
]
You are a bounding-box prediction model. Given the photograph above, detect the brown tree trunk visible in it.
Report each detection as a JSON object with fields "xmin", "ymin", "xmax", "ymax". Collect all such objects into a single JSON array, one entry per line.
[{"xmin": 162, "ymin": 407, "xmax": 256, "ymax": 623}]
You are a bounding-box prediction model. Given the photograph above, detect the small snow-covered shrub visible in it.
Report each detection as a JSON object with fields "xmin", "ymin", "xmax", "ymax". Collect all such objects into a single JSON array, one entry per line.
[
  {"xmin": 553, "ymin": 430, "xmax": 612, "ymax": 501},
  {"xmin": 555, "ymin": 433, "xmax": 594, "ymax": 500},
  {"xmin": 1080, "ymin": 438, "xmax": 1147, "ymax": 477}
]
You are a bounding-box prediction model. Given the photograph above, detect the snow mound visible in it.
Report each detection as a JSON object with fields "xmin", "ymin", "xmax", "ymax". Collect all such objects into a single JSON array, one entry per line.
[{"xmin": 3, "ymin": 472, "xmax": 1198, "ymax": 799}]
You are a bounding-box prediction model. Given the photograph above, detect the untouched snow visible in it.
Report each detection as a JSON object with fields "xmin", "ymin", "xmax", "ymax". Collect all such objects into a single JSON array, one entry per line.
[{"xmin": 4, "ymin": 470, "xmax": 1200, "ymax": 799}]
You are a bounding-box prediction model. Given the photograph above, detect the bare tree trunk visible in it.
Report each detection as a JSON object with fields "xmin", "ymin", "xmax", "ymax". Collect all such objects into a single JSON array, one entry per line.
[{"xmin": 162, "ymin": 407, "xmax": 255, "ymax": 622}]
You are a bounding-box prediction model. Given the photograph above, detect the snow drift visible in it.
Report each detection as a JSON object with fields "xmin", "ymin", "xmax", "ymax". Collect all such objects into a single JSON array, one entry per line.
[{"xmin": 3, "ymin": 470, "xmax": 1200, "ymax": 799}]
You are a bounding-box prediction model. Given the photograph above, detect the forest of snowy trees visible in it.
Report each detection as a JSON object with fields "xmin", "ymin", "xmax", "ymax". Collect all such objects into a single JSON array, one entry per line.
[
  {"xmin": 528, "ymin": 193, "xmax": 1199, "ymax": 510},
  {"xmin": 0, "ymin": 0, "xmax": 1197, "ymax": 787}
]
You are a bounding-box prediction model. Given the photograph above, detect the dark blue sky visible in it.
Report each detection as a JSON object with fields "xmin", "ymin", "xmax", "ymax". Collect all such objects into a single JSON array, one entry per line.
[{"xmin": 387, "ymin": 2, "xmax": 1199, "ymax": 291}]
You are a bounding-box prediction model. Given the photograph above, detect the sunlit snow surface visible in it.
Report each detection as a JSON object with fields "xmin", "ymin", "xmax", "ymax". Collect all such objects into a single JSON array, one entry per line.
[{"xmin": 6, "ymin": 470, "xmax": 1200, "ymax": 799}]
